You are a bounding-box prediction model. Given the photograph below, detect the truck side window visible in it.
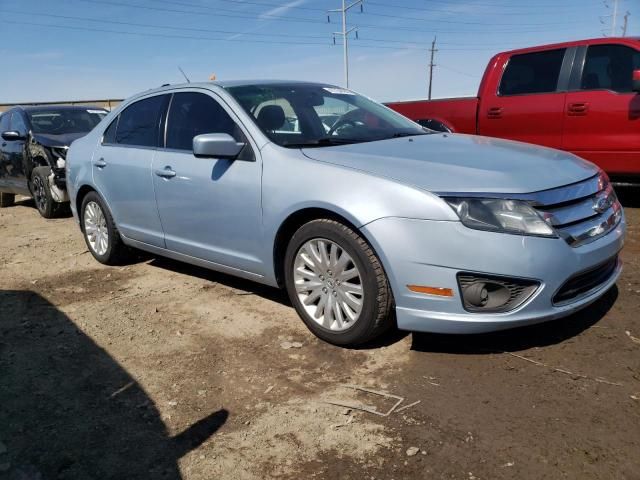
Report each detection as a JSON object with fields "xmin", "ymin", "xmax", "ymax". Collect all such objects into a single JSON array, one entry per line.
[
  {"xmin": 581, "ymin": 44, "xmax": 640, "ymax": 93},
  {"xmin": 499, "ymin": 49, "xmax": 566, "ymax": 96}
]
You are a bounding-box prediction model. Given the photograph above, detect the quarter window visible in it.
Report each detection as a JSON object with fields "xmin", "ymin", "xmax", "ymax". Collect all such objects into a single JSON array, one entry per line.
[
  {"xmin": 499, "ymin": 49, "xmax": 566, "ymax": 96},
  {"xmin": 165, "ymin": 92, "xmax": 250, "ymax": 155},
  {"xmin": 115, "ymin": 95, "xmax": 167, "ymax": 147},
  {"xmin": 102, "ymin": 117, "xmax": 118, "ymax": 144},
  {"xmin": 581, "ymin": 44, "xmax": 640, "ymax": 93}
]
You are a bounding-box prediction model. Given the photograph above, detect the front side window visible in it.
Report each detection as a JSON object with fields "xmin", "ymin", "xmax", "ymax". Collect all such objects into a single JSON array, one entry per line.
[
  {"xmin": 499, "ymin": 49, "xmax": 566, "ymax": 96},
  {"xmin": 10, "ymin": 112, "xmax": 27, "ymax": 135},
  {"xmin": 165, "ymin": 92, "xmax": 245, "ymax": 150},
  {"xmin": 581, "ymin": 44, "xmax": 640, "ymax": 93},
  {"xmin": 115, "ymin": 95, "xmax": 167, "ymax": 147},
  {"xmin": 226, "ymin": 83, "xmax": 427, "ymax": 148},
  {"xmin": 27, "ymin": 109, "xmax": 106, "ymax": 135},
  {"xmin": 0, "ymin": 114, "xmax": 10, "ymax": 132}
]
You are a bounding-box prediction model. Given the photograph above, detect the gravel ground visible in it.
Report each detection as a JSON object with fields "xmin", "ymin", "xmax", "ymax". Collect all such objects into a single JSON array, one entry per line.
[{"xmin": 1, "ymin": 192, "xmax": 639, "ymax": 480}]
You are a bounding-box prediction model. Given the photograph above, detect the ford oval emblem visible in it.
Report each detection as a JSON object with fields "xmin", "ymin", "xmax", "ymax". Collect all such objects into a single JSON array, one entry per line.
[{"xmin": 593, "ymin": 196, "xmax": 610, "ymax": 214}]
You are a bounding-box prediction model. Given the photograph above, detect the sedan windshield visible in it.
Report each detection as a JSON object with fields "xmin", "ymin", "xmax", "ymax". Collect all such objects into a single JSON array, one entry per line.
[
  {"xmin": 27, "ymin": 109, "xmax": 107, "ymax": 135},
  {"xmin": 226, "ymin": 84, "xmax": 429, "ymax": 148}
]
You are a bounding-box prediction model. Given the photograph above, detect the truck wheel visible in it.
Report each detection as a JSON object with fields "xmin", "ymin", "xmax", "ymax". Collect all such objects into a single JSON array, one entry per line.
[
  {"xmin": 31, "ymin": 166, "xmax": 59, "ymax": 218},
  {"xmin": 0, "ymin": 192, "xmax": 15, "ymax": 208},
  {"xmin": 284, "ymin": 219, "xmax": 394, "ymax": 346},
  {"xmin": 80, "ymin": 191, "xmax": 130, "ymax": 265}
]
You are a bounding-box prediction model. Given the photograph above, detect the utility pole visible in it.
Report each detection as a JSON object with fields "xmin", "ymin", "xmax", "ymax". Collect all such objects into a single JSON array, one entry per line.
[
  {"xmin": 328, "ymin": 0, "xmax": 363, "ymax": 88},
  {"xmin": 428, "ymin": 36, "xmax": 437, "ymax": 100},
  {"xmin": 622, "ymin": 11, "xmax": 630, "ymax": 36},
  {"xmin": 611, "ymin": 0, "xmax": 619, "ymax": 36}
]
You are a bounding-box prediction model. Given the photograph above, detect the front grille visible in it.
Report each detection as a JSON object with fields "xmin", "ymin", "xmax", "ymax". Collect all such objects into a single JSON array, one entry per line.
[
  {"xmin": 457, "ymin": 273, "xmax": 539, "ymax": 313},
  {"xmin": 553, "ymin": 256, "xmax": 619, "ymax": 305},
  {"xmin": 532, "ymin": 173, "xmax": 622, "ymax": 247}
]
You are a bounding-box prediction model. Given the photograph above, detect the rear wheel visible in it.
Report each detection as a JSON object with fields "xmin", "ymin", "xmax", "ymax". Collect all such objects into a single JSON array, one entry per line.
[
  {"xmin": 81, "ymin": 191, "xmax": 130, "ymax": 265},
  {"xmin": 0, "ymin": 192, "xmax": 15, "ymax": 208},
  {"xmin": 284, "ymin": 219, "xmax": 394, "ymax": 346}
]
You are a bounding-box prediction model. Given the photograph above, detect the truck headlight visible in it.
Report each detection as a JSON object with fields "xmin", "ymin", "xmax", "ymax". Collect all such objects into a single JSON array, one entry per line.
[{"xmin": 444, "ymin": 198, "xmax": 556, "ymax": 237}]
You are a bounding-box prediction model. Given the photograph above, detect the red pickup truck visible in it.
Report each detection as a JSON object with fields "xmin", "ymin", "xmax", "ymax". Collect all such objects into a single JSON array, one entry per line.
[{"xmin": 387, "ymin": 37, "xmax": 640, "ymax": 183}]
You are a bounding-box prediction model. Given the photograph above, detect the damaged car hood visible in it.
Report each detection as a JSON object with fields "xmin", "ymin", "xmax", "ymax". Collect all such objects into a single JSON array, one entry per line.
[
  {"xmin": 32, "ymin": 132, "xmax": 88, "ymax": 148},
  {"xmin": 301, "ymin": 133, "xmax": 599, "ymax": 194}
]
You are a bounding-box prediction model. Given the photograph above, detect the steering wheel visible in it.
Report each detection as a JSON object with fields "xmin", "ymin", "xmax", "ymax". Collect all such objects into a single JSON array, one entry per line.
[{"xmin": 326, "ymin": 118, "xmax": 360, "ymax": 136}]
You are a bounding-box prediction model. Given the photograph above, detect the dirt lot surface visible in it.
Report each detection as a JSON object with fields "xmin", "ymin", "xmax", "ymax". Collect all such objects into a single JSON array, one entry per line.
[{"xmin": 1, "ymin": 194, "xmax": 639, "ymax": 480}]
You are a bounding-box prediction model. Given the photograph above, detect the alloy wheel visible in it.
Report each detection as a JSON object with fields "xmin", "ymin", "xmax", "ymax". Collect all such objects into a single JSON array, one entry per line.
[{"xmin": 84, "ymin": 201, "xmax": 109, "ymax": 256}]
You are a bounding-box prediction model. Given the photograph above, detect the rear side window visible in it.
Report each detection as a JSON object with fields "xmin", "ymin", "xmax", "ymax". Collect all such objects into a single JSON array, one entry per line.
[
  {"xmin": 115, "ymin": 95, "xmax": 166, "ymax": 147},
  {"xmin": 581, "ymin": 44, "xmax": 640, "ymax": 93},
  {"xmin": 165, "ymin": 92, "xmax": 247, "ymax": 150},
  {"xmin": 102, "ymin": 117, "xmax": 118, "ymax": 144},
  {"xmin": 499, "ymin": 49, "xmax": 566, "ymax": 96}
]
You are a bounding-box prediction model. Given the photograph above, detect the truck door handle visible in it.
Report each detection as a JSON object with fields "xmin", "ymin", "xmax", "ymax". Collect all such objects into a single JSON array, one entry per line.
[
  {"xmin": 93, "ymin": 158, "xmax": 107, "ymax": 168},
  {"xmin": 487, "ymin": 107, "xmax": 503, "ymax": 119},
  {"xmin": 155, "ymin": 166, "xmax": 176, "ymax": 178},
  {"xmin": 568, "ymin": 102, "xmax": 589, "ymax": 116}
]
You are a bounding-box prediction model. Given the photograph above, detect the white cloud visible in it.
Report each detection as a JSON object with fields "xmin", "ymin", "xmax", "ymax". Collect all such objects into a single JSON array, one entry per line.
[{"xmin": 259, "ymin": 0, "xmax": 307, "ymax": 19}]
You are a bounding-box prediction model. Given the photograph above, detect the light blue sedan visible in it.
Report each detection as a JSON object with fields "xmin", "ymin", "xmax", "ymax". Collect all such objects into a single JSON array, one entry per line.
[{"xmin": 66, "ymin": 81, "xmax": 625, "ymax": 346}]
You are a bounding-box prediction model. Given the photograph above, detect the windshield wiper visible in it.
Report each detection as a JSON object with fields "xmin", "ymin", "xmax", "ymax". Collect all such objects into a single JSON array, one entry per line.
[
  {"xmin": 389, "ymin": 131, "xmax": 431, "ymax": 138},
  {"xmin": 283, "ymin": 137, "xmax": 363, "ymax": 148}
]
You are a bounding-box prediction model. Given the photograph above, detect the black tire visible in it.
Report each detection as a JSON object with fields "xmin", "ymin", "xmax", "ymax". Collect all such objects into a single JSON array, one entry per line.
[
  {"xmin": 80, "ymin": 191, "xmax": 130, "ymax": 265},
  {"xmin": 30, "ymin": 166, "xmax": 62, "ymax": 219},
  {"xmin": 284, "ymin": 219, "xmax": 394, "ymax": 346},
  {"xmin": 0, "ymin": 192, "xmax": 15, "ymax": 208}
]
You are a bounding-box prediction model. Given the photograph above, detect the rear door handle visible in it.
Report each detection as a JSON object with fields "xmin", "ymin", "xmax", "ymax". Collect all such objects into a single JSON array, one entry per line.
[
  {"xmin": 487, "ymin": 107, "xmax": 503, "ymax": 119},
  {"xmin": 155, "ymin": 167, "xmax": 176, "ymax": 178},
  {"xmin": 93, "ymin": 158, "xmax": 107, "ymax": 168},
  {"xmin": 568, "ymin": 102, "xmax": 589, "ymax": 116}
]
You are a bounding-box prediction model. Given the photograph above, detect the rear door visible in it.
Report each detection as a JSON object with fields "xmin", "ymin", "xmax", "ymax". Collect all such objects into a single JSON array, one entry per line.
[
  {"xmin": 0, "ymin": 113, "xmax": 12, "ymax": 191},
  {"xmin": 478, "ymin": 48, "xmax": 573, "ymax": 149},
  {"xmin": 562, "ymin": 43, "xmax": 640, "ymax": 176},
  {"xmin": 92, "ymin": 94, "xmax": 169, "ymax": 248}
]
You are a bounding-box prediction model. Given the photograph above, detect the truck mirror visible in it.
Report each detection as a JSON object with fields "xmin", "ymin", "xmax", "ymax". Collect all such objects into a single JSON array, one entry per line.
[{"xmin": 633, "ymin": 69, "xmax": 640, "ymax": 93}]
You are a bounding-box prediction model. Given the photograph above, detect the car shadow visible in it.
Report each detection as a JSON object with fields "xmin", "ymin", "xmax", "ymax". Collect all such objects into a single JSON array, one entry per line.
[
  {"xmin": 0, "ymin": 290, "xmax": 227, "ymax": 479},
  {"xmin": 13, "ymin": 196, "xmax": 73, "ymax": 218},
  {"xmin": 615, "ymin": 186, "xmax": 640, "ymax": 208},
  {"xmin": 410, "ymin": 286, "xmax": 618, "ymax": 354},
  {"xmin": 148, "ymin": 256, "xmax": 291, "ymax": 307}
]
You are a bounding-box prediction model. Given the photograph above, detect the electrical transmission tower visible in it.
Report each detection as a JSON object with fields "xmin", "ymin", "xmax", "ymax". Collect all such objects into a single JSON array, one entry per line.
[
  {"xmin": 428, "ymin": 37, "xmax": 437, "ymax": 100},
  {"xmin": 328, "ymin": 0, "xmax": 363, "ymax": 88}
]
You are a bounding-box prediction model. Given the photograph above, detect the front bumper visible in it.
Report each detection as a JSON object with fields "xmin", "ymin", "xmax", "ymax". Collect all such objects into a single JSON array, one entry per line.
[{"xmin": 361, "ymin": 215, "xmax": 625, "ymax": 334}]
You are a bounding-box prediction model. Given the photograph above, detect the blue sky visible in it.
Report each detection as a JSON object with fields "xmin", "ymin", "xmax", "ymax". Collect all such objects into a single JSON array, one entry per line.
[{"xmin": 0, "ymin": 0, "xmax": 637, "ymax": 103}]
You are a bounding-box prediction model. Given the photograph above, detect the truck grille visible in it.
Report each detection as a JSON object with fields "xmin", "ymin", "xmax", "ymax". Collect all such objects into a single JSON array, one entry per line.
[
  {"xmin": 553, "ymin": 256, "xmax": 619, "ymax": 305},
  {"xmin": 531, "ymin": 172, "xmax": 622, "ymax": 248}
]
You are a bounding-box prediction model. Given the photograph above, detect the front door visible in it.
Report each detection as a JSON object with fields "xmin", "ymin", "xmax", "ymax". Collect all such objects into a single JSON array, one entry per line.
[
  {"xmin": 92, "ymin": 94, "xmax": 168, "ymax": 248},
  {"xmin": 563, "ymin": 43, "xmax": 640, "ymax": 176},
  {"xmin": 152, "ymin": 91, "xmax": 264, "ymax": 275},
  {"xmin": 478, "ymin": 48, "xmax": 569, "ymax": 149}
]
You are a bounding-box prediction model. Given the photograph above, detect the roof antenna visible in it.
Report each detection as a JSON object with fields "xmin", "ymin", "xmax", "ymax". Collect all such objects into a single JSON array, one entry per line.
[{"xmin": 178, "ymin": 66, "xmax": 191, "ymax": 83}]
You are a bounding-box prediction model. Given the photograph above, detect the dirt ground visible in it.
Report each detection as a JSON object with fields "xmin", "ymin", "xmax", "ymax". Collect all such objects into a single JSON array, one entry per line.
[{"xmin": 1, "ymin": 192, "xmax": 639, "ymax": 480}]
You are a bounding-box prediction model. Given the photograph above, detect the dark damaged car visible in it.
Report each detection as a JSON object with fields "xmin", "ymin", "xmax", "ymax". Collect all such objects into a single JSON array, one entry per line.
[{"xmin": 0, "ymin": 106, "xmax": 107, "ymax": 217}]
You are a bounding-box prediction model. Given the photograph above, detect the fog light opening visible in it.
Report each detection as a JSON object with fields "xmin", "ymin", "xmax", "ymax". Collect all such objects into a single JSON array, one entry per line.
[{"xmin": 461, "ymin": 281, "xmax": 514, "ymax": 311}]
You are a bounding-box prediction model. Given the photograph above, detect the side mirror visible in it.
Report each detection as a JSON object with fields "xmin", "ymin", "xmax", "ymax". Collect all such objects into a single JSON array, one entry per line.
[
  {"xmin": 193, "ymin": 133, "xmax": 245, "ymax": 159},
  {"xmin": 633, "ymin": 69, "xmax": 640, "ymax": 93},
  {"xmin": 1, "ymin": 130, "xmax": 25, "ymax": 141}
]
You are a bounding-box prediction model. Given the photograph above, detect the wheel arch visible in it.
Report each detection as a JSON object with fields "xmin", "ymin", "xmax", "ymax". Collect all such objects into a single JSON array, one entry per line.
[
  {"xmin": 272, "ymin": 207, "xmax": 375, "ymax": 288},
  {"xmin": 75, "ymin": 184, "xmax": 97, "ymax": 229}
]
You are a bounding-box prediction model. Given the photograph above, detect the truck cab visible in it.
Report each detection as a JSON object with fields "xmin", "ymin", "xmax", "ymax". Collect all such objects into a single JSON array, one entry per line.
[{"xmin": 388, "ymin": 38, "xmax": 640, "ymax": 183}]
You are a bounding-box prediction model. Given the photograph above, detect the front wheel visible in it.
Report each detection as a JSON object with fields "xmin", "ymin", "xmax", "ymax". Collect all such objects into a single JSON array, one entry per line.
[
  {"xmin": 31, "ymin": 166, "xmax": 59, "ymax": 218},
  {"xmin": 81, "ymin": 191, "xmax": 130, "ymax": 265},
  {"xmin": 284, "ymin": 219, "xmax": 394, "ymax": 346}
]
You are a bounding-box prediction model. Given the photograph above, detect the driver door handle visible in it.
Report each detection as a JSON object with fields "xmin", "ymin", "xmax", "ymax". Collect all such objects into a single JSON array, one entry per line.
[
  {"xmin": 155, "ymin": 167, "xmax": 176, "ymax": 178},
  {"xmin": 93, "ymin": 158, "xmax": 107, "ymax": 168}
]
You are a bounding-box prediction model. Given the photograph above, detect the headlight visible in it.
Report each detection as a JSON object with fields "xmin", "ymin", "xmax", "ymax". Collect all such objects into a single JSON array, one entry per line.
[{"xmin": 444, "ymin": 197, "xmax": 556, "ymax": 237}]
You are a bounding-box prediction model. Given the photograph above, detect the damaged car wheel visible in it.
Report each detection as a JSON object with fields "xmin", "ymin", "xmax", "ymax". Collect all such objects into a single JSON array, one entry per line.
[
  {"xmin": 81, "ymin": 191, "xmax": 130, "ymax": 265},
  {"xmin": 30, "ymin": 166, "xmax": 60, "ymax": 219}
]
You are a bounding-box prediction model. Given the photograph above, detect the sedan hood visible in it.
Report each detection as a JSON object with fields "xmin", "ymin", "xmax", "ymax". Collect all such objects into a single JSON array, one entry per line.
[
  {"xmin": 301, "ymin": 133, "xmax": 599, "ymax": 194},
  {"xmin": 32, "ymin": 132, "xmax": 87, "ymax": 147}
]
